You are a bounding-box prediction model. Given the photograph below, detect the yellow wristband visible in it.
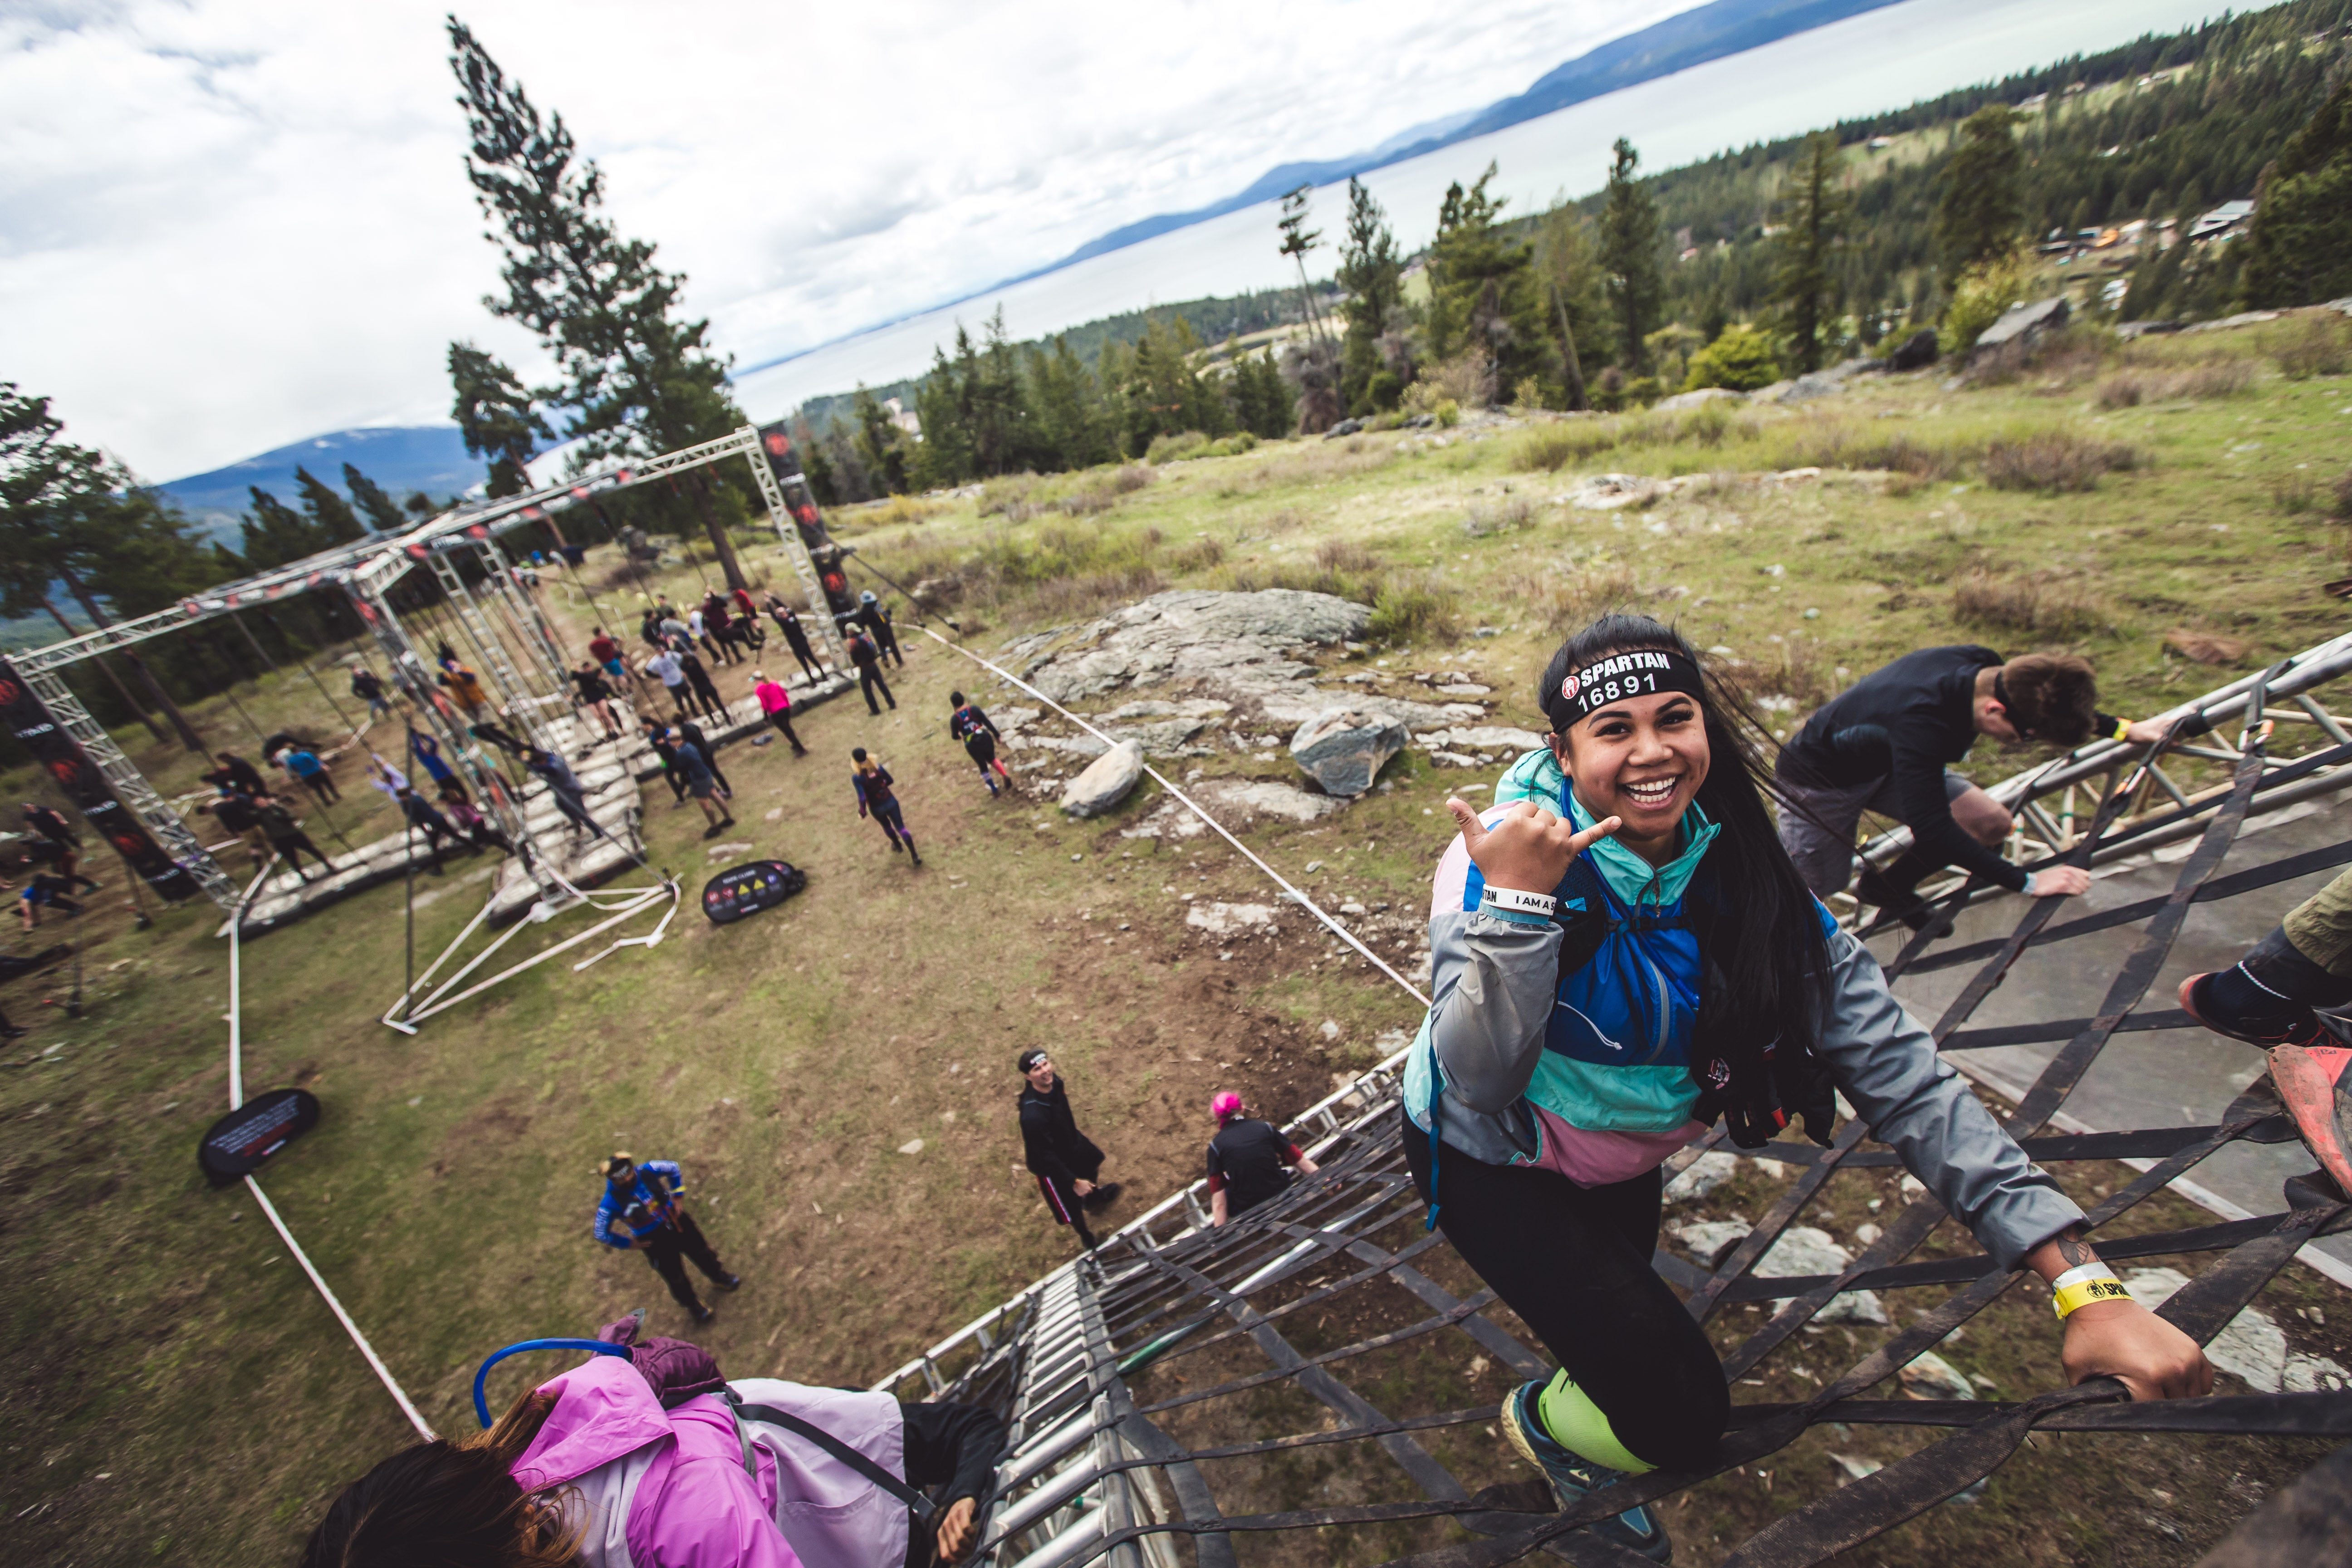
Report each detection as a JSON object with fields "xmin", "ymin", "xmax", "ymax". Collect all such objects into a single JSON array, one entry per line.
[
  {"xmin": 2052, "ymin": 1271, "xmax": 2129, "ymax": 1318},
  {"xmin": 2112, "ymin": 717, "xmax": 2132, "ymax": 742}
]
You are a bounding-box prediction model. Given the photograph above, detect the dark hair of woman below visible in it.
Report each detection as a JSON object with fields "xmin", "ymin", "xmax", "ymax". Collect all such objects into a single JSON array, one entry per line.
[
  {"xmin": 1538, "ymin": 613, "xmax": 1832, "ymax": 1064},
  {"xmin": 300, "ymin": 1390, "xmax": 578, "ymax": 1568}
]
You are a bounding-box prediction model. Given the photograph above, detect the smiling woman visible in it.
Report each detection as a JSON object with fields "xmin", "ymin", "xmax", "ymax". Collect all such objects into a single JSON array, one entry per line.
[{"xmin": 1396, "ymin": 613, "xmax": 2213, "ymax": 1561}]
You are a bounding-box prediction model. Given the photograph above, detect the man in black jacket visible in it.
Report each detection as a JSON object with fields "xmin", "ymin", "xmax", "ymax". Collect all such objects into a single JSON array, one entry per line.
[
  {"xmin": 1016, "ymin": 1049, "xmax": 1119, "ymax": 1250},
  {"xmin": 1774, "ymin": 646, "xmax": 2171, "ymax": 922}
]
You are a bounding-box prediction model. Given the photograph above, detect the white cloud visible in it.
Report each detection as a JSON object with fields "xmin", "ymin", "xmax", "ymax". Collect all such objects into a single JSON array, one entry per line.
[{"xmin": 0, "ymin": 0, "xmax": 1678, "ymax": 480}]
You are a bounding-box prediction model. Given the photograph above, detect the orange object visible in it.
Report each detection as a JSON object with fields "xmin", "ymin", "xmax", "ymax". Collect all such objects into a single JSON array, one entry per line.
[{"xmin": 2269, "ymin": 1043, "xmax": 2352, "ymax": 1200}]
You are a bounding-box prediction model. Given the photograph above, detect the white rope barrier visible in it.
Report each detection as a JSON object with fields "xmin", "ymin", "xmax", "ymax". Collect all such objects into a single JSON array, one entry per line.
[
  {"xmin": 228, "ymin": 862, "xmax": 434, "ymax": 1440},
  {"xmin": 914, "ymin": 624, "xmax": 1431, "ymax": 1007}
]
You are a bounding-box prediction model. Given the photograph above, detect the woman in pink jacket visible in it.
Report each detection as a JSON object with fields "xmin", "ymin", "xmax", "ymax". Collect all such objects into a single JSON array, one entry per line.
[
  {"xmin": 751, "ymin": 671, "xmax": 808, "ymax": 757},
  {"xmin": 303, "ymin": 1334, "xmax": 999, "ymax": 1568}
]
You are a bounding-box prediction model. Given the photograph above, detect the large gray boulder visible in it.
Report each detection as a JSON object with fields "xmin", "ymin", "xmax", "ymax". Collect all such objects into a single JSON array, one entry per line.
[
  {"xmin": 1653, "ymin": 386, "xmax": 1746, "ymax": 412},
  {"xmin": 1060, "ymin": 740, "xmax": 1145, "ymax": 818},
  {"xmin": 1974, "ymin": 296, "xmax": 2069, "ymax": 352},
  {"xmin": 1290, "ymin": 708, "xmax": 1406, "ymax": 796},
  {"xmin": 1885, "ymin": 328, "xmax": 1939, "ymax": 370}
]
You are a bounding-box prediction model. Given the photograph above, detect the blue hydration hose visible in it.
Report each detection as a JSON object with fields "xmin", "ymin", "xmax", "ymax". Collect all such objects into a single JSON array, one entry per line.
[{"xmin": 473, "ymin": 1338, "xmax": 632, "ymax": 1428}]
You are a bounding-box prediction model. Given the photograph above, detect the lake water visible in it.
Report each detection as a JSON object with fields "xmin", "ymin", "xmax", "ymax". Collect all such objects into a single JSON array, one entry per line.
[{"xmin": 731, "ymin": 0, "xmax": 2225, "ymax": 419}]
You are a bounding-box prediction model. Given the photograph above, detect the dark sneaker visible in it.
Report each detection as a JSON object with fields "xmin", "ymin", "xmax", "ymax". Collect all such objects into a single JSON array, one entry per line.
[
  {"xmin": 1081, "ymin": 1182, "xmax": 1122, "ymax": 1210},
  {"xmin": 717, "ymin": 1273, "xmax": 742, "ymax": 1292},
  {"xmin": 1499, "ymin": 1380, "xmax": 1672, "ymax": 1562},
  {"xmin": 2178, "ymin": 971, "xmax": 2332, "ymax": 1049},
  {"xmin": 691, "ymin": 1304, "xmax": 715, "ymax": 1326}
]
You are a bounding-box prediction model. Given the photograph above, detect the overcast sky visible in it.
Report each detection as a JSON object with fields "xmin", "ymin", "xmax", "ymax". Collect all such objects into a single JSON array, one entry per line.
[{"xmin": 0, "ymin": 0, "xmax": 1684, "ymax": 481}]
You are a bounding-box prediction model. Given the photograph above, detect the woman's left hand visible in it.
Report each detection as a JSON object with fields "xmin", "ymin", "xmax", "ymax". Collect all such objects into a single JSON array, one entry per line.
[{"xmin": 2061, "ymin": 1298, "xmax": 2212, "ymax": 1401}]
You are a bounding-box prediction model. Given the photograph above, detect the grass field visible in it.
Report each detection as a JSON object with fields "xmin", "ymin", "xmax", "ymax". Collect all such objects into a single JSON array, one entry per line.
[{"xmin": 2, "ymin": 308, "xmax": 2348, "ymax": 1566}]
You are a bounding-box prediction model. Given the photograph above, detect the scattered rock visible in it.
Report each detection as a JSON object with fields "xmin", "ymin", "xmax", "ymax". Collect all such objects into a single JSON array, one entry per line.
[
  {"xmin": 1757, "ymin": 1225, "xmax": 1889, "ymax": 1324},
  {"xmin": 1060, "ymin": 740, "xmax": 1145, "ymax": 818},
  {"xmin": 1199, "ymin": 779, "xmax": 1347, "ymax": 823},
  {"xmin": 1105, "ymin": 698, "xmax": 1230, "ymax": 721},
  {"xmin": 1654, "ymin": 387, "xmax": 1748, "ymax": 412},
  {"xmin": 1886, "ymin": 329, "xmax": 1939, "ymax": 371},
  {"xmin": 897, "ymin": 1139, "xmax": 926, "ymax": 1156},
  {"xmin": 1898, "ymin": 1351, "xmax": 1974, "ymax": 1401},
  {"xmin": 1290, "ymin": 708, "xmax": 1408, "ymax": 796},
  {"xmin": 1436, "ymin": 683, "xmax": 1492, "ymax": 698},
  {"xmin": 1561, "ymin": 473, "xmax": 1665, "ymax": 511},
  {"xmin": 705, "ymin": 841, "xmax": 756, "ymax": 857},
  {"xmin": 1664, "ymin": 1150, "xmax": 1743, "ymax": 1203},
  {"xmin": 1319, "ymin": 1020, "xmax": 1341, "ymax": 1040},
  {"xmin": 1671, "ymin": 1219, "xmax": 1754, "ymax": 1266},
  {"xmin": 2124, "ymin": 1268, "xmax": 2352, "ymax": 1392},
  {"xmin": 1186, "ymin": 902, "xmax": 1279, "ymax": 936},
  {"xmin": 1421, "ymin": 725, "xmax": 1546, "ymax": 756}
]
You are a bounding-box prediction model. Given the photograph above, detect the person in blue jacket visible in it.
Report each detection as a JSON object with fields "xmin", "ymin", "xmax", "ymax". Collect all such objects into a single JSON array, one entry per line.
[
  {"xmin": 1404, "ymin": 614, "xmax": 2210, "ymax": 1561},
  {"xmin": 593, "ymin": 1152, "xmax": 740, "ymax": 1326}
]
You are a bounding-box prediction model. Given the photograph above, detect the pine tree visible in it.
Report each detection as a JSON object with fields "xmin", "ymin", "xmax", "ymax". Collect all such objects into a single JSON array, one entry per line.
[
  {"xmin": 1599, "ymin": 139, "xmax": 1666, "ymax": 374},
  {"xmin": 1335, "ymin": 178, "xmax": 1403, "ymax": 412},
  {"xmin": 1935, "ymin": 106, "xmax": 2025, "ymax": 274},
  {"xmin": 1770, "ymin": 134, "xmax": 1851, "ymax": 373},
  {"xmin": 447, "ymin": 18, "xmax": 749, "ymax": 584},
  {"xmin": 1424, "ymin": 164, "xmax": 1556, "ymax": 402},
  {"xmin": 343, "ymin": 464, "xmax": 409, "ymax": 532},
  {"xmin": 294, "ymin": 466, "xmax": 365, "ymax": 547},
  {"xmin": 240, "ymin": 489, "xmax": 323, "ymax": 572},
  {"xmin": 851, "ymin": 386, "xmax": 909, "ymax": 494},
  {"xmin": 448, "ymin": 343, "xmax": 553, "ymax": 499},
  {"xmin": 1277, "ymin": 186, "xmax": 1332, "ymax": 352},
  {"xmin": 0, "ymin": 384, "xmax": 210, "ymax": 749},
  {"xmin": 1534, "ymin": 206, "xmax": 1609, "ymax": 410},
  {"xmin": 2239, "ymin": 74, "xmax": 2352, "ymax": 308}
]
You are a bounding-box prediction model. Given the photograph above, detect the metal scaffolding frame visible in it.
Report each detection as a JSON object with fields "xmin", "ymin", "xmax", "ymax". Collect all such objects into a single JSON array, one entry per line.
[
  {"xmin": 10, "ymin": 423, "xmax": 854, "ymax": 911},
  {"xmin": 869, "ymin": 637, "xmax": 2352, "ymax": 1568}
]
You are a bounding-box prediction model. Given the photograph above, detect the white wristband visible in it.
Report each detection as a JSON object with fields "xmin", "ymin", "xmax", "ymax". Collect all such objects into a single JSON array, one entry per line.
[{"xmin": 1482, "ymin": 886, "xmax": 1558, "ymax": 917}]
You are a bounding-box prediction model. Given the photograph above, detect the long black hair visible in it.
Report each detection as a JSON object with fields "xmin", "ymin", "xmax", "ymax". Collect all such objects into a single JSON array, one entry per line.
[{"xmin": 1539, "ymin": 614, "xmax": 1834, "ymax": 1136}]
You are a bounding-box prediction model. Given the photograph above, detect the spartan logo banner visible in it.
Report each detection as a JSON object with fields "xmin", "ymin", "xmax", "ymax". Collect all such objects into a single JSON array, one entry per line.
[{"xmin": 0, "ymin": 655, "xmax": 202, "ymax": 902}]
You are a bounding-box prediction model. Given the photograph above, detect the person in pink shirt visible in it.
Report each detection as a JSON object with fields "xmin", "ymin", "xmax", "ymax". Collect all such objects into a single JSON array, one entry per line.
[
  {"xmin": 301, "ymin": 1321, "xmax": 1003, "ymax": 1568},
  {"xmin": 750, "ymin": 671, "xmax": 807, "ymax": 757}
]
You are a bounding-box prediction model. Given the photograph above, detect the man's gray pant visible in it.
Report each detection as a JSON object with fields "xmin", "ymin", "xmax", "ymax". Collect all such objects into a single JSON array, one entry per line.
[{"xmin": 1775, "ymin": 769, "xmax": 1972, "ymax": 899}]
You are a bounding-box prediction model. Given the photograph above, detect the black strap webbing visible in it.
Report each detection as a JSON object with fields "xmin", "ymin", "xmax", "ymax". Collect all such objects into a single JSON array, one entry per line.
[{"xmin": 726, "ymin": 1394, "xmax": 939, "ymax": 1527}]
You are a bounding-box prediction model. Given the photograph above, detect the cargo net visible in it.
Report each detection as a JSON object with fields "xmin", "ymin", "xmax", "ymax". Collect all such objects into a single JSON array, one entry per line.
[{"xmin": 894, "ymin": 664, "xmax": 2352, "ymax": 1568}]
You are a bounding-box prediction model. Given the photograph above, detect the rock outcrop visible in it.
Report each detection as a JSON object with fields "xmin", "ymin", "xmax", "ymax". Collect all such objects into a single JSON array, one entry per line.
[{"xmin": 1009, "ymin": 590, "xmax": 1369, "ymax": 706}]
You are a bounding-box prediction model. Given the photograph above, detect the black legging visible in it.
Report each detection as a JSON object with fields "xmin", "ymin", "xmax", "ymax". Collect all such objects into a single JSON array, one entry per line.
[
  {"xmin": 642, "ymin": 1212, "xmax": 730, "ymax": 1313},
  {"xmin": 686, "ymin": 674, "xmax": 726, "ymax": 721},
  {"xmin": 857, "ymin": 664, "xmax": 896, "ymax": 714},
  {"xmin": 768, "ymin": 711, "xmax": 805, "ymax": 754},
  {"xmin": 1401, "ymin": 1110, "xmax": 1726, "ymax": 1471}
]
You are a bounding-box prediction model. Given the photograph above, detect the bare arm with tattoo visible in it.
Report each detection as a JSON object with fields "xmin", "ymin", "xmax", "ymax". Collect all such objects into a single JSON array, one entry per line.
[{"xmin": 2024, "ymin": 1227, "xmax": 2212, "ymax": 1401}]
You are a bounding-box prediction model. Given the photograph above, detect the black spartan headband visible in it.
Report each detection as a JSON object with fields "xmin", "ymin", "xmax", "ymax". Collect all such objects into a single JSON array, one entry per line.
[{"xmin": 1546, "ymin": 648, "xmax": 1707, "ymax": 730}]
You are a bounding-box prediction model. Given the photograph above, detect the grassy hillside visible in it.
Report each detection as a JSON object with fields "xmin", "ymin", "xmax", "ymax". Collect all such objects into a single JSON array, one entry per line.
[{"xmin": 2, "ymin": 306, "xmax": 2347, "ymax": 1564}]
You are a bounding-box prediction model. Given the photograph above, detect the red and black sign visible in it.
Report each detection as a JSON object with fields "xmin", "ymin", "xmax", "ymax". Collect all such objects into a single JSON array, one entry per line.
[
  {"xmin": 701, "ymin": 859, "xmax": 806, "ymax": 925},
  {"xmin": 0, "ymin": 655, "xmax": 202, "ymax": 902},
  {"xmin": 198, "ymin": 1088, "xmax": 321, "ymax": 1186}
]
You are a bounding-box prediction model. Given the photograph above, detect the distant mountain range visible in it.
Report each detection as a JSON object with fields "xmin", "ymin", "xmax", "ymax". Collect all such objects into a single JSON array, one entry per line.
[
  {"xmin": 155, "ymin": 425, "xmax": 482, "ymax": 542},
  {"xmin": 1006, "ymin": 0, "xmax": 1907, "ymax": 282}
]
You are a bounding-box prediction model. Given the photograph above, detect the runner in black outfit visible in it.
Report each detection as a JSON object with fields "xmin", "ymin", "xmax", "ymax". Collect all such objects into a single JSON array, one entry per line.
[
  {"xmin": 676, "ymin": 718, "xmax": 732, "ymax": 799},
  {"xmin": 678, "ymin": 647, "xmax": 729, "ymax": 722},
  {"xmin": 852, "ymin": 748, "xmax": 919, "ymax": 864},
  {"xmin": 1205, "ymin": 1092, "xmax": 1320, "ymax": 1226},
  {"xmin": 1016, "ymin": 1049, "xmax": 1118, "ymax": 1250},
  {"xmin": 765, "ymin": 595, "xmax": 824, "ymax": 684},
  {"xmin": 1774, "ymin": 646, "xmax": 2173, "ymax": 923},
  {"xmin": 22, "ymin": 805, "xmax": 98, "ymax": 893},
  {"xmin": 641, "ymin": 714, "xmax": 688, "ymax": 803},
  {"xmin": 571, "ymin": 662, "xmax": 625, "ymax": 742},
  {"xmin": 948, "ymin": 691, "xmax": 1012, "ymax": 797},
  {"xmin": 848, "ymin": 628, "xmax": 895, "ymax": 715},
  {"xmin": 854, "ymin": 591, "xmax": 905, "ymax": 667}
]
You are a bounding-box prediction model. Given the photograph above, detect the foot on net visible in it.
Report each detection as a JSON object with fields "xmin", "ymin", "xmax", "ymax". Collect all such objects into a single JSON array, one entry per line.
[
  {"xmin": 1499, "ymin": 1380, "xmax": 1672, "ymax": 1563},
  {"xmin": 2177, "ymin": 970, "xmax": 2339, "ymax": 1049},
  {"xmin": 1855, "ymin": 867, "xmax": 1951, "ymax": 936}
]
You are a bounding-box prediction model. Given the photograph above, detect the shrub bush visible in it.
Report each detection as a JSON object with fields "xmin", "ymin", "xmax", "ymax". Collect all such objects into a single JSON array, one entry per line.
[
  {"xmin": 2271, "ymin": 314, "xmax": 2352, "ymax": 379},
  {"xmin": 1683, "ymin": 323, "xmax": 1782, "ymax": 392},
  {"xmin": 1517, "ymin": 560, "xmax": 1641, "ymax": 630},
  {"xmin": 1938, "ymin": 251, "xmax": 2033, "ymax": 357},
  {"xmin": 1981, "ymin": 432, "xmax": 2140, "ymax": 492},
  {"xmin": 1162, "ymin": 536, "xmax": 1226, "ymax": 572},
  {"xmin": 1314, "ymin": 539, "xmax": 1382, "ymax": 574},
  {"xmin": 1144, "ymin": 430, "xmax": 1211, "ymax": 464},
  {"xmin": 1366, "ymin": 572, "xmax": 1461, "ymax": 644},
  {"xmin": 1511, "ymin": 421, "xmax": 1618, "ymax": 472},
  {"xmin": 1952, "ymin": 568, "xmax": 2112, "ymax": 637},
  {"xmin": 2093, "ymin": 363, "xmax": 2253, "ymax": 407},
  {"xmin": 1111, "ymin": 463, "xmax": 1156, "ymax": 493}
]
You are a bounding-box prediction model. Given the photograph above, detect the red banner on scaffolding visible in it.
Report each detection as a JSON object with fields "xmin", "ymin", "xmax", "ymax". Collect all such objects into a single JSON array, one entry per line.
[{"xmin": 0, "ymin": 655, "xmax": 203, "ymax": 902}]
